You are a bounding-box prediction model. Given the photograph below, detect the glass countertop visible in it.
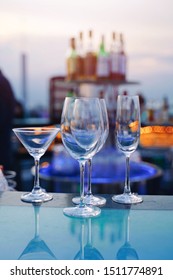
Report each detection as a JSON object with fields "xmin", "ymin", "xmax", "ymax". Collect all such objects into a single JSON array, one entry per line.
[{"xmin": 0, "ymin": 204, "xmax": 172, "ymax": 260}]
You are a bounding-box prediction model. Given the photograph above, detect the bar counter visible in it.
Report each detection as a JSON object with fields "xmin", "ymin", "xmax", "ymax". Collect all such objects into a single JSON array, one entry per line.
[{"xmin": 0, "ymin": 191, "xmax": 173, "ymax": 260}]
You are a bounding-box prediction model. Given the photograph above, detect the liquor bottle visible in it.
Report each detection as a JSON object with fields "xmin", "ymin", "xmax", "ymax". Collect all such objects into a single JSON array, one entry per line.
[
  {"xmin": 76, "ymin": 32, "xmax": 84, "ymax": 80},
  {"xmin": 84, "ymin": 30, "xmax": 97, "ymax": 80},
  {"xmin": 162, "ymin": 96, "xmax": 169, "ymax": 123},
  {"xmin": 109, "ymin": 32, "xmax": 120, "ymax": 80},
  {"xmin": 96, "ymin": 35, "xmax": 109, "ymax": 80},
  {"xmin": 66, "ymin": 37, "xmax": 77, "ymax": 80},
  {"xmin": 118, "ymin": 33, "xmax": 127, "ymax": 81}
]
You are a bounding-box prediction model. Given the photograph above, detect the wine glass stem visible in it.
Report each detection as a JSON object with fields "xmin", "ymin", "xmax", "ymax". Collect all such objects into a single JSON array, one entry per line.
[
  {"xmin": 87, "ymin": 158, "xmax": 92, "ymax": 196},
  {"xmin": 124, "ymin": 155, "xmax": 131, "ymax": 195},
  {"xmin": 34, "ymin": 157, "xmax": 41, "ymax": 191},
  {"xmin": 87, "ymin": 218, "xmax": 92, "ymax": 245},
  {"xmin": 79, "ymin": 160, "xmax": 86, "ymax": 207}
]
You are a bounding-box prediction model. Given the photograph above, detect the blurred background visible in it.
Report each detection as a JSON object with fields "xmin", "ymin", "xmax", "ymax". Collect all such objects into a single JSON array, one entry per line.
[
  {"xmin": 1, "ymin": 0, "xmax": 173, "ymax": 114},
  {"xmin": 0, "ymin": 0, "xmax": 173, "ymax": 195}
]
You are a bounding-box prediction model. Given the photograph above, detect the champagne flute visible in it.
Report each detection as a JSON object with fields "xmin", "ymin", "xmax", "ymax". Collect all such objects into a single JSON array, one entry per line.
[
  {"xmin": 72, "ymin": 98, "xmax": 109, "ymax": 206},
  {"xmin": 61, "ymin": 97, "xmax": 102, "ymax": 218},
  {"xmin": 112, "ymin": 95, "xmax": 143, "ymax": 204},
  {"xmin": 13, "ymin": 126, "xmax": 60, "ymax": 203}
]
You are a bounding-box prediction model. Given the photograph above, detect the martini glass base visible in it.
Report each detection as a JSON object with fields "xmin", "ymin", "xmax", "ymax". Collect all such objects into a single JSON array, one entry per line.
[
  {"xmin": 21, "ymin": 190, "xmax": 53, "ymax": 203},
  {"xmin": 112, "ymin": 193, "xmax": 143, "ymax": 205},
  {"xmin": 72, "ymin": 194, "xmax": 106, "ymax": 206},
  {"xmin": 63, "ymin": 205, "xmax": 101, "ymax": 218}
]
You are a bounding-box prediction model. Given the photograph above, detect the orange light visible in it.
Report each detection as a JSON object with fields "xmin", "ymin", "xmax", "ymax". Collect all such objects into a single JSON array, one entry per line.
[
  {"xmin": 129, "ymin": 121, "xmax": 139, "ymax": 132},
  {"xmin": 140, "ymin": 126, "xmax": 173, "ymax": 148}
]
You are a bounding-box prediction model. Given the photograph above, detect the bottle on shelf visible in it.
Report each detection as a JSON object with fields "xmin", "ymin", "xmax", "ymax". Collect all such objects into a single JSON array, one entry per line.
[
  {"xmin": 96, "ymin": 35, "xmax": 109, "ymax": 80},
  {"xmin": 66, "ymin": 88, "xmax": 77, "ymax": 97},
  {"xmin": 118, "ymin": 33, "xmax": 127, "ymax": 81},
  {"xmin": 76, "ymin": 32, "xmax": 85, "ymax": 80},
  {"xmin": 109, "ymin": 32, "xmax": 120, "ymax": 80},
  {"xmin": 66, "ymin": 37, "xmax": 77, "ymax": 80},
  {"xmin": 84, "ymin": 30, "xmax": 97, "ymax": 80},
  {"xmin": 162, "ymin": 96, "xmax": 169, "ymax": 123}
]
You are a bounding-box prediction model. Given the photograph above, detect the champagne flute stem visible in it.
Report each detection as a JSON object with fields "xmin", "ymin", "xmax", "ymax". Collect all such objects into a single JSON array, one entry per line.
[
  {"xmin": 33, "ymin": 157, "xmax": 41, "ymax": 191},
  {"xmin": 79, "ymin": 160, "xmax": 86, "ymax": 207},
  {"xmin": 87, "ymin": 158, "xmax": 92, "ymax": 196},
  {"xmin": 124, "ymin": 155, "xmax": 131, "ymax": 194}
]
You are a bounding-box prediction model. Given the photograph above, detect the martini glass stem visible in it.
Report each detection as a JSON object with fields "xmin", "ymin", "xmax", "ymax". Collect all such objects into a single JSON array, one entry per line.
[
  {"xmin": 33, "ymin": 157, "xmax": 41, "ymax": 192},
  {"xmin": 124, "ymin": 155, "xmax": 131, "ymax": 195}
]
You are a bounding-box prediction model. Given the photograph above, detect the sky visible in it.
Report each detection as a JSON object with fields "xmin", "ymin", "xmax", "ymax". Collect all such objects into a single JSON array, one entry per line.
[{"xmin": 0, "ymin": 0, "xmax": 173, "ymax": 112}]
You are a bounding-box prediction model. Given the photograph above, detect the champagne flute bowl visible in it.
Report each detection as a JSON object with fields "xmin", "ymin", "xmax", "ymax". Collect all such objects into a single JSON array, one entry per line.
[
  {"xmin": 13, "ymin": 126, "xmax": 60, "ymax": 203},
  {"xmin": 112, "ymin": 95, "xmax": 143, "ymax": 204}
]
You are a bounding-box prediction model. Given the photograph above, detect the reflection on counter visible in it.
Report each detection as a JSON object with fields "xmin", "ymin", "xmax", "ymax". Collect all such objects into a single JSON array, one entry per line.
[
  {"xmin": 0, "ymin": 204, "xmax": 173, "ymax": 260},
  {"xmin": 18, "ymin": 203, "xmax": 56, "ymax": 260}
]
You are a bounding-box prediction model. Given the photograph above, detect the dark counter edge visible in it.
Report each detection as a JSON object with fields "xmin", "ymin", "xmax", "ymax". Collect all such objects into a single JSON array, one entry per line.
[{"xmin": 0, "ymin": 192, "xmax": 173, "ymax": 210}]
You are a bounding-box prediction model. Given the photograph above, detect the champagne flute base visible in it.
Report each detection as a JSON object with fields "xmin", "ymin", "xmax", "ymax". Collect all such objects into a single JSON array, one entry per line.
[
  {"xmin": 112, "ymin": 193, "xmax": 143, "ymax": 205},
  {"xmin": 63, "ymin": 205, "xmax": 101, "ymax": 218},
  {"xmin": 72, "ymin": 194, "xmax": 106, "ymax": 206},
  {"xmin": 21, "ymin": 191, "xmax": 53, "ymax": 203}
]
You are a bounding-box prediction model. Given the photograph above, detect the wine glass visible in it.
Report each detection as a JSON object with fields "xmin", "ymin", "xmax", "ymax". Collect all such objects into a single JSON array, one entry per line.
[
  {"xmin": 116, "ymin": 210, "xmax": 139, "ymax": 260},
  {"xmin": 72, "ymin": 98, "xmax": 109, "ymax": 206},
  {"xmin": 13, "ymin": 126, "xmax": 60, "ymax": 203},
  {"xmin": 112, "ymin": 95, "xmax": 143, "ymax": 204},
  {"xmin": 74, "ymin": 218, "xmax": 104, "ymax": 260},
  {"xmin": 18, "ymin": 203, "xmax": 56, "ymax": 260},
  {"xmin": 61, "ymin": 97, "xmax": 103, "ymax": 218}
]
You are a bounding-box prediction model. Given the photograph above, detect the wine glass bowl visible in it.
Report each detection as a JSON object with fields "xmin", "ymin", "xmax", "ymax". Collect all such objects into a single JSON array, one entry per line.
[
  {"xmin": 61, "ymin": 97, "xmax": 103, "ymax": 217},
  {"xmin": 13, "ymin": 126, "xmax": 60, "ymax": 203},
  {"xmin": 112, "ymin": 95, "xmax": 143, "ymax": 204}
]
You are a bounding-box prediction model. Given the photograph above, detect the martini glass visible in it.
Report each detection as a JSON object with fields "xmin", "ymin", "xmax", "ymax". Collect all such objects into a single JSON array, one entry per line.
[
  {"xmin": 18, "ymin": 203, "xmax": 56, "ymax": 260},
  {"xmin": 13, "ymin": 127, "xmax": 59, "ymax": 203},
  {"xmin": 72, "ymin": 98, "xmax": 109, "ymax": 206}
]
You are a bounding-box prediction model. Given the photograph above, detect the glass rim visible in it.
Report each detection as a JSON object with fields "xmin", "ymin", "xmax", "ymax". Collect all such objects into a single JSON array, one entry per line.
[
  {"xmin": 65, "ymin": 96, "xmax": 100, "ymax": 101},
  {"xmin": 12, "ymin": 126, "xmax": 60, "ymax": 133}
]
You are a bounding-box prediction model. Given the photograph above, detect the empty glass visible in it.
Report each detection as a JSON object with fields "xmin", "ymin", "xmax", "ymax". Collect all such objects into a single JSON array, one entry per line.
[
  {"xmin": 61, "ymin": 97, "xmax": 103, "ymax": 217},
  {"xmin": 13, "ymin": 127, "xmax": 60, "ymax": 203},
  {"xmin": 72, "ymin": 98, "xmax": 109, "ymax": 206},
  {"xmin": 112, "ymin": 95, "xmax": 143, "ymax": 204}
]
